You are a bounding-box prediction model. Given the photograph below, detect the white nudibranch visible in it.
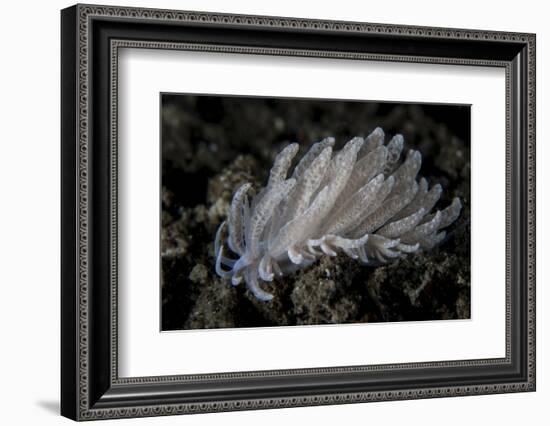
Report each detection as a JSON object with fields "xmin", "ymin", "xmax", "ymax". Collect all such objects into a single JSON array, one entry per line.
[{"xmin": 214, "ymin": 128, "xmax": 462, "ymax": 301}]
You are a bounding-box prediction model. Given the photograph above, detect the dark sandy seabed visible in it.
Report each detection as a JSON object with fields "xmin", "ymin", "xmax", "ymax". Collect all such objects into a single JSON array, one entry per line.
[{"xmin": 161, "ymin": 96, "xmax": 471, "ymax": 330}]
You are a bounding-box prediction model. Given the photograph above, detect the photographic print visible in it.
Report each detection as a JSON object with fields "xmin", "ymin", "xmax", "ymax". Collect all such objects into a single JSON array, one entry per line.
[{"xmin": 160, "ymin": 94, "xmax": 471, "ymax": 331}]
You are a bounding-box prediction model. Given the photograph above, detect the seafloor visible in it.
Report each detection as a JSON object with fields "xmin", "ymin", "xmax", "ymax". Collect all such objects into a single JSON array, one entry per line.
[{"xmin": 161, "ymin": 95, "xmax": 471, "ymax": 330}]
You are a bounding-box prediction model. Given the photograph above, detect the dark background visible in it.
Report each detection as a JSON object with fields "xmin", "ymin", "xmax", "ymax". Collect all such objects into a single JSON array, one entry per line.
[{"xmin": 160, "ymin": 94, "xmax": 471, "ymax": 331}]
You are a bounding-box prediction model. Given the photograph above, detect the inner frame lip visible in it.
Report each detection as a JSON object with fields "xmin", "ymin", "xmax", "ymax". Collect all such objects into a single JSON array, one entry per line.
[{"xmin": 111, "ymin": 38, "xmax": 508, "ymax": 384}]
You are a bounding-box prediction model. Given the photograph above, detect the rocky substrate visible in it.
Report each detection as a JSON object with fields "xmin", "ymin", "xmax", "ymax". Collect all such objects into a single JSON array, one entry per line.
[{"xmin": 161, "ymin": 96, "xmax": 471, "ymax": 330}]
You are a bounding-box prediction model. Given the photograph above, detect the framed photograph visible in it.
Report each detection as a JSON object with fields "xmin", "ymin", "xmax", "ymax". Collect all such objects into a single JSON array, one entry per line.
[{"xmin": 61, "ymin": 4, "xmax": 536, "ymax": 421}]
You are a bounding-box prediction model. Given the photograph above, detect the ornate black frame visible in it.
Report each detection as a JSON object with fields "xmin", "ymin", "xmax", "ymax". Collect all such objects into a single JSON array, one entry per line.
[{"xmin": 61, "ymin": 4, "xmax": 536, "ymax": 421}]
